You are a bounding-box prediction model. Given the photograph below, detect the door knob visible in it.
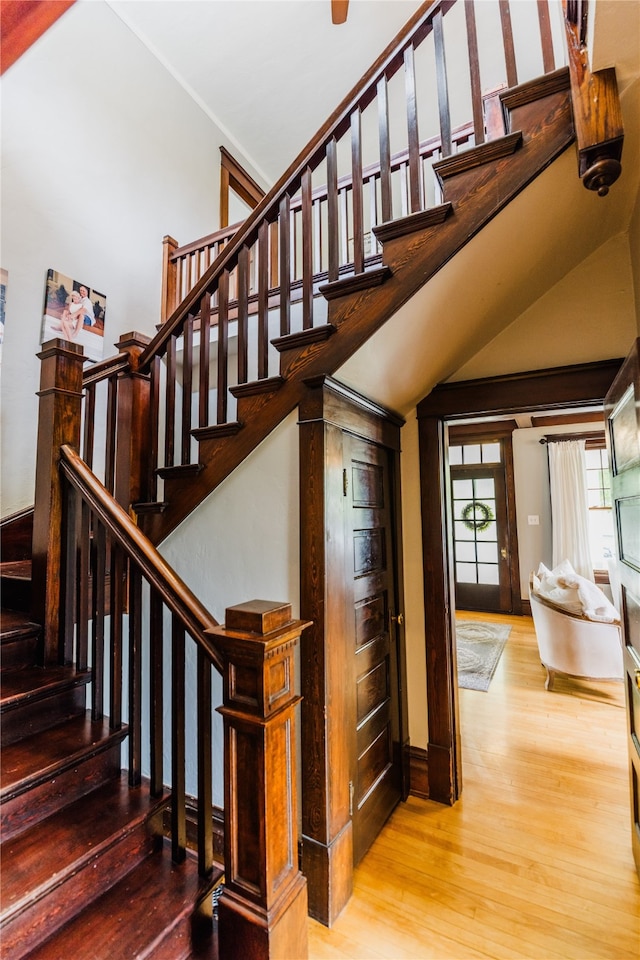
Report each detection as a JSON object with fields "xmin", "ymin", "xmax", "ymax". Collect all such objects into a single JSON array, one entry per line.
[
  {"xmin": 391, "ymin": 612, "xmax": 404, "ymax": 626},
  {"xmin": 500, "ymin": 548, "xmax": 508, "ymax": 559}
]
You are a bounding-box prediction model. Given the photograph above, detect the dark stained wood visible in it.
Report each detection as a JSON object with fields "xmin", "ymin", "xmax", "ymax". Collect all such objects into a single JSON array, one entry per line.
[
  {"xmin": 161, "ymin": 235, "xmax": 179, "ymax": 325},
  {"xmin": 0, "ymin": 610, "xmax": 39, "ymax": 672},
  {"xmin": 532, "ymin": 410, "xmax": 605, "ymax": 427},
  {"xmin": 298, "ymin": 377, "xmax": 406, "ymax": 923},
  {"xmin": 211, "ymin": 606, "xmax": 310, "ymax": 960},
  {"xmin": 404, "ymin": 44, "xmax": 422, "ymax": 206},
  {"xmin": 140, "ymin": 78, "xmax": 575, "ymax": 544},
  {"xmin": 279, "ymin": 195, "xmax": 292, "ymax": 335},
  {"xmin": 109, "ymin": 544, "xmax": 124, "ymax": 730},
  {"xmin": 499, "ymin": 0, "xmax": 517, "ymax": 87},
  {"xmin": 196, "ymin": 644, "xmax": 213, "ymax": 876},
  {"xmin": 258, "ymin": 220, "xmax": 269, "ymax": 379},
  {"xmin": 150, "ymin": 589, "xmax": 164, "ymax": 798},
  {"xmin": 433, "ymin": 12, "xmax": 452, "ymax": 159},
  {"xmin": 464, "ymin": 0, "xmax": 484, "ymax": 145},
  {"xmin": 237, "ymin": 244, "xmax": 250, "ymax": 383},
  {"xmin": 537, "ymin": 0, "xmax": 555, "ymax": 74},
  {"xmin": 377, "ymin": 76, "xmax": 392, "ymax": 222},
  {"xmin": 448, "ymin": 420, "xmax": 522, "ymax": 615},
  {"xmin": 105, "ymin": 372, "xmax": 117, "ymax": 494},
  {"xmin": 1, "ymin": 666, "xmax": 89, "ymax": 747},
  {"xmin": 32, "ymin": 339, "xmax": 85, "ymax": 665},
  {"xmin": 219, "ymin": 145, "xmax": 265, "ymax": 229},
  {"xmin": 0, "ymin": 506, "xmax": 33, "ymax": 563},
  {"xmin": 350, "ymin": 108, "xmax": 365, "ymax": 274},
  {"xmin": 417, "ymin": 356, "xmax": 625, "ymax": 807},
  {"xmin": 419, "ymin": 358, "xmax": 623, "ymax": 418},
  {"xmin": 564, "ymin": 6, "xmax": 624, "ymax": 194},
  {"xmin": 165, "ymin": 333, "xmax": 176, "ymax": 466},
  {"xmin": 418, "ymin": 414, "xmax": 461, "ymax": 805},
  {"xmin": 408, "ymin": 745, "xmax": 429, "ymax": 799},
  {"xmin": 302, "ymin": 167, "xmax": 314, "ymax": 329},
  {"xmin": 25, "ymin": 841, "xmax": 218, "ymax": 960},
  {"xmin": 181, "ymin": 319, "xmax": 194, "ymax": 464},
  {"xmin": 0, "ymin": 0, "xmax": 75, "ymax": 75},
  {"xmin": 171, "ymin": 615, "xmax": 186, "ymax": 864},
  {"xmin": 199, "ymin": 290, "xmax": 211, "ymax": 426},
  {"xmin": 128, "ymin": 566, "xmax": 143, "ymax": 786},
  {"xmin": 113, "ymin": 332, "xmax": 153, "ymax": 511},
  {"xmin": 217, "ymin": 269, "xmax": 229, "ymax": 424}
]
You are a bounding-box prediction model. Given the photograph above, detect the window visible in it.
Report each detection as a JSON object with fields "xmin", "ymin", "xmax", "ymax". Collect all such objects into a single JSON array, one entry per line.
[
  {"xmin": 448, "ymin": 441, "xmax": 501, "ymax": 465},
  {"xmin": 585, "ymin": 442, "xmax": 615, "ymax": 571}
]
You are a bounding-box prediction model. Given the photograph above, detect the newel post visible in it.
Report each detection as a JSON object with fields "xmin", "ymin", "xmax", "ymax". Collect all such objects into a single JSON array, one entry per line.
[
  {"xmin": 160, "ymin": 235, "xmax": 179, "ymax": 325},
  {"xmin": 208, "ymin": 601, "xmax": 311, "ymax": 960},
  {"xmin": 114, "ymin": 331, "xmax": 152, "ymax": 513},
  {"xmin": 32, "ymin": 338, "xmax": 85, "ymax": 664}
]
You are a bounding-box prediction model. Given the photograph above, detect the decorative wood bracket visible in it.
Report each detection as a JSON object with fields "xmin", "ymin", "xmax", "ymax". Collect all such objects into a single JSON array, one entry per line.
[
  {"xmin": 209, "ymin": 600, "xmax": 311, "ymax": 960},
  {"xmin": 564, "ymin": 1, "xmax": 624, "ymax": 196}
]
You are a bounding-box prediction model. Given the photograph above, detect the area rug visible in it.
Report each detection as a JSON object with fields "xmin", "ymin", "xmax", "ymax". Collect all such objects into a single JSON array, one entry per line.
[{"xmin": 456, "ymin": 620, "xmax": 511, "ymax": 691}]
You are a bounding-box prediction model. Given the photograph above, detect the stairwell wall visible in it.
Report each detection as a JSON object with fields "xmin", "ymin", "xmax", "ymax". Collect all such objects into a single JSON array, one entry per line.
[{"xmin": 0, "ymin": 0, "xmax": 264, "ymax": 517}]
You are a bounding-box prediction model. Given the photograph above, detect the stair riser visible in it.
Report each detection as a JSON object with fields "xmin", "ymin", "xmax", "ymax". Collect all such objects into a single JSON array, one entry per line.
[
  {"xmin": 1, "ymin": 743, "xmax": 122, "ymax": 842},
  {"xmin": 0, "ymin": 578, "xmax": 32, "ymax": 615},
  {"xmin": 1, "ymin": 824, "xmax": 161, "ymax": 959},
  {"xmin": 0, "ymin": 633, "xmax": 38, "ymax": 672},
  {"xmin": 1, "ymin": 685, "xmax": 88, "ymax": 748}
]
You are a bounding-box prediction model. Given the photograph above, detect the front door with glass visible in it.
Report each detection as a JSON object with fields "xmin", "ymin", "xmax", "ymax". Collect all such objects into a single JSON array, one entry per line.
[{"xmin": 450, "ymin": 440, "xmax": 512, "ymax": 613}]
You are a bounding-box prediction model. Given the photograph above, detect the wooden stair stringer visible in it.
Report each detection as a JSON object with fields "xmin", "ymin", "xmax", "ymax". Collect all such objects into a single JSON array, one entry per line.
[{"xmin": 140, "ymin": 76, "xmax": 574, "ymax": 545}]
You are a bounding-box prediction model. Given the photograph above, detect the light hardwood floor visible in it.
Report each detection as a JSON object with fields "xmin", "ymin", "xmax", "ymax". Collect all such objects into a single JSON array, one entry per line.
[{"xmin": 308, "ymin": 611, "xmax": 640, "ymax": 959}]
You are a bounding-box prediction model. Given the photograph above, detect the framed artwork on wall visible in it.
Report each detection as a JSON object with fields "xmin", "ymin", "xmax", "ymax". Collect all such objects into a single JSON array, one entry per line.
[{"xmin": 41, "ymin": 269, "xmax": 106, "ymax": 362}]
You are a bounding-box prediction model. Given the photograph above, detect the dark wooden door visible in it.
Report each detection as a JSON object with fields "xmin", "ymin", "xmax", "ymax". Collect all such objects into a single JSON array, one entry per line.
[
  {"xmin": 450, "ymin": 463, "xmax": 511, "ymax": 612},
  {"xmin": 604, "ymin": 337, "xmax": 640, "ymax": 881},
  {"xmin": 345, "ymin": 435, "xmax": 402, "ymax": 865}
]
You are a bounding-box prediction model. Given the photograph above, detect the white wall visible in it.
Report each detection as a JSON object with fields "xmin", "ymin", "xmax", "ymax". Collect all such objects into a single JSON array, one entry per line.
[
  {"xmin": 0, "ymin": 0, "xmax": 243, "ymax": 515},
  {"xmin": 512, "ymin": 418, "xmax": 606, "ymax": 599},
  {"xmin": 158, "ymin": 411, "xmax": 300, "ymax": 802}
]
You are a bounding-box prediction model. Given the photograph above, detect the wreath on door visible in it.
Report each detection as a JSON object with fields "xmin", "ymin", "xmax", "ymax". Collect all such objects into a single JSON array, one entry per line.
[{"xmin": 461, "ymin": 500, "xmax": 493, "ymax": 532}]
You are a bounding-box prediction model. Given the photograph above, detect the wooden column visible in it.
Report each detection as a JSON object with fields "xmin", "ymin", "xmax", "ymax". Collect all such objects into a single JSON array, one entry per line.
[
  {"xmin": 32, "ymin": 338, "xmax": 85, "ymax": 664},
  {"xmin": 209, "ymin": 601, "xmax": 310, "ymax": 960},
  {"xmin": 113, "ymin": 331, "xmax": 152, "ymax": 513},
  {"xmin": 417, "ymin": 413, "xmax": 461, "ymax": 805}
]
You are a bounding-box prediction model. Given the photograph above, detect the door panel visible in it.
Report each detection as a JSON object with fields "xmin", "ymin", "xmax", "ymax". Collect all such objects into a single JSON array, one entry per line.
[
  {"xmin": 604, "ymin": 339, "xmax": 640, "ymax": 881},
  {"xmin": 346, "ymin": 436, "xmax": 402, "ymax": 865},
  {"xmin": 451, "ymin": 464, "xmax": 511, "ymax": 612}
]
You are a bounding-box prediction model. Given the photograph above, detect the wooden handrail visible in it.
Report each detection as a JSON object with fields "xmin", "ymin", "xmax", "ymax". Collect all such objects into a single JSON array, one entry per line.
[
  {"xmin": 60, "ymin": 443, "xmax": 222, "ymax": 669},
  {"xmin": 82, "ymin": 352, "xmax": 129, "ymax": 386}
]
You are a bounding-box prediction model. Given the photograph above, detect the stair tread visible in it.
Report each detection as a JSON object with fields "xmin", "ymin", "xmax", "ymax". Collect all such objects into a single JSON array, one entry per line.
[
  {"xmin": 0, "ymin": 712, "xmax": 126, "ymax": 799},
  {"xmin": 0, "ymin": 560, "xmax": 32, "ymax": 580},
  {"xmin": 1, "ymin": 665, "xmax": 90, "ymax": 710},
  {"xmin": 28, "ymin": 840, "xmax": 219, "ymax": 960},
  {"xmin": 0, "ymin": 608, "xmax": 40, "ymax": 641},
  {"xmin": 0, "ymin": 774, "xmax": 168, "ymax": 920}
]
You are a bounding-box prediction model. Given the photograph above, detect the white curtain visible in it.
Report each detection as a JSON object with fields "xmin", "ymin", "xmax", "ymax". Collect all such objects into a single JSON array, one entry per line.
[{"xmin": 548, "ymin": 439, "xmax": 593, "ymax": 581}]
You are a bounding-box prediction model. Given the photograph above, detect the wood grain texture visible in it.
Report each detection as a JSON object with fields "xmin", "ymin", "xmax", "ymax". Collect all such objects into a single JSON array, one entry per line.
[{"xmin": 309, "ymin": 612, "xmax": 640, "ymax": 959}]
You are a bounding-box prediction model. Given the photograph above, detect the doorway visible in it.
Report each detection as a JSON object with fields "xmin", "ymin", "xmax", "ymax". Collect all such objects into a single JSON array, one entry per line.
[{"xmin": 416, "ymin": 358, "xmax": 623, "ymax": 805}]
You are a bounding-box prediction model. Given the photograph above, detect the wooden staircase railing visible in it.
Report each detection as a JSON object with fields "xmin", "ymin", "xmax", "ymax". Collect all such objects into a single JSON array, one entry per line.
[
  {"xmin": 76, "ymin": 0, "xmax": 570, "ymax": 540},
  {"xmin": 32, "ymin": 338, "xmax": 311, "ymax": 959}
]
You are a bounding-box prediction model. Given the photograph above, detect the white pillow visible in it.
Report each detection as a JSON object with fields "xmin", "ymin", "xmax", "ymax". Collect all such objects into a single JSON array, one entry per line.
[
  {"xmin": 535, "ymin": 560, "xmax": 583, "ymax": 615},
  {"xmin": 534, "ymin": 559, "xmax": 620, "ymax": 622}
]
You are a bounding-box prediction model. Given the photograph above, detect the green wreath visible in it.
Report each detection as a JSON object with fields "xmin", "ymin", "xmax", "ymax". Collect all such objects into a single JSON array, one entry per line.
[{"xmin": 461, "ymin": 500, "xmax": 493, "ymax": 532}]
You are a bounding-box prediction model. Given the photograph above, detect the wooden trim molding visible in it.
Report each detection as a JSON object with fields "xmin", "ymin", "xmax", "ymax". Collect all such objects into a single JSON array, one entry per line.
[
  {"xmin": 409, "ymin": 746, "xmax": 429, "ymax": 800},
  {"xmin": 417, "ymin": 358, "xmax": 624, "ymax": 807},
  {"xmin": 1, "ymin": 0, "xmax": 76, "ymax": 74}
]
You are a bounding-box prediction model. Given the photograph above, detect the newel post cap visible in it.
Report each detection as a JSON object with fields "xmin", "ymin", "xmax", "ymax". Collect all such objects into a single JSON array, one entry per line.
[{"xmin": 206, "ymin": 600, "xmax": 312, "ymax": 720}]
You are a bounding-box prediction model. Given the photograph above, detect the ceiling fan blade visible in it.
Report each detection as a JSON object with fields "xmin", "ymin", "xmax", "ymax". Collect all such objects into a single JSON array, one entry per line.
[{"xmin": 331, "ymin": 0, "xmax": 349, "ymax": 25}]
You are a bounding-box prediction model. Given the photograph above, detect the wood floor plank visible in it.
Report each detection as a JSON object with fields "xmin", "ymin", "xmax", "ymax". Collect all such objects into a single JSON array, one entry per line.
[{"xmin": 308, "ymin": 611, "xmax": 640, "ymax": 960}]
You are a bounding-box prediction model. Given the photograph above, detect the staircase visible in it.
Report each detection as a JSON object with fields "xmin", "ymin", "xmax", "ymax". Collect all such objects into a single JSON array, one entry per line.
[
  {"xmin": 0, "ymin": 603, "xmax": 222, "ymax": 960},
  {"xmin": 0, "ymin": 0, "xmax": 625, "ymax": 954}
]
